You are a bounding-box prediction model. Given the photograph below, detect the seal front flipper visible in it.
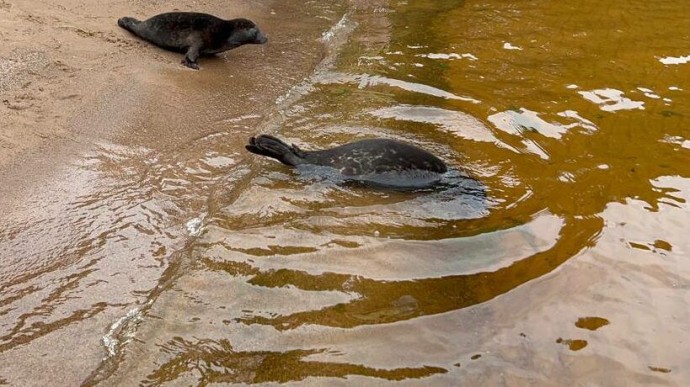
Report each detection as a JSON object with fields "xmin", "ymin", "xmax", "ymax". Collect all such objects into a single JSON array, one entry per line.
[
  {"xmin": 245, "ymin": 135, "xmax": 306, "ymax": 166},
  {"xmin": 182, "ymin": 41, "xmax": 202, "ymax": 70}
]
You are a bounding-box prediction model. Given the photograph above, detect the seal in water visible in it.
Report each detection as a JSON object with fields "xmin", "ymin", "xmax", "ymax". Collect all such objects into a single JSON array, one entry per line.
[
  {"xmin": 117, "ymin": 12, "xmax": 268, "ymax": 69},
  {"xmin": 246, "ymin": 135, "xmax": 448, "ymax": 187}
]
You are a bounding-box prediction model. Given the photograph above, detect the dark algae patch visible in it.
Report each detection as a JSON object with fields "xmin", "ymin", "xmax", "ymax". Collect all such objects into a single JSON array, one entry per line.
[
  {"xmin": 556, "ymin": 338, "xmax": 588, "ymax": 351},
  {"xmin": 575, "ymin": 317, "xmax": 610, "ymax": 331}
]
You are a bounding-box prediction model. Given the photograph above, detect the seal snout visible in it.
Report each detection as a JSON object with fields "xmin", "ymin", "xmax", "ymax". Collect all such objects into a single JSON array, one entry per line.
[{"xmin": 252, "ymin": 28, "xmax": 268, "ymax": 44}]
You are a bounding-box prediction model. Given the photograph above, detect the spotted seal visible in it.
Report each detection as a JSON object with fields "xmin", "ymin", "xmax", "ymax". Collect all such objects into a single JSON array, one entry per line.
[
  {"xmin": 246, "ymin": 135, "xmax": 448, "ymax": 187},
  {"xmin": 117, "ymin": 12, "xmax": 267, "ymax": 69}
]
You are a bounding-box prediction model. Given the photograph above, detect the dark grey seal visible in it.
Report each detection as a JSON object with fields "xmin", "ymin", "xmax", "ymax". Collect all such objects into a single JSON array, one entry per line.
[
  {"xmin": 246, "ymin": 135, "xmax": 448, "ymax": 188},
  {"xmin": 117, "ymin": 12, "xmax": 268, "ymax": 69}
]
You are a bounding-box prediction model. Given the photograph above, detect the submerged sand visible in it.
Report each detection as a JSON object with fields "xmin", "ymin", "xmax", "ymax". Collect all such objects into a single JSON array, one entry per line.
[{"xmin": 0, "ymin": 0, "xmax": 341, "ymax": 384}]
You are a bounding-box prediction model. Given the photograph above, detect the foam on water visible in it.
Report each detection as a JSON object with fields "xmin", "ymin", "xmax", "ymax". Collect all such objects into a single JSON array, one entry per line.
[
  {"xmin": 102, "ymin": 306, "xmax": 146, "ymax": 358},
  {"xmin": 186, "ymin": 215, "xmax": 205, "ymax": 236}
]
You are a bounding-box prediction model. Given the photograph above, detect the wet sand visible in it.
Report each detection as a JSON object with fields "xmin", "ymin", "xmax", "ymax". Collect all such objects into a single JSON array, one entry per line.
[{"xmin": 0, "ymin": 0, "xmax": 344, "ymax": 384}]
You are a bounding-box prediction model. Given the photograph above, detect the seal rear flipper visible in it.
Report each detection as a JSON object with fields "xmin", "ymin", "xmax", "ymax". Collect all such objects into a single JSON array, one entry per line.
[
  {"xmin": 117, "ymin": 17, "xmax": 142, "ymax": 34},
  {"xmin": 245, "ymin": 135, "xmax": 304, "ymax": 166}
]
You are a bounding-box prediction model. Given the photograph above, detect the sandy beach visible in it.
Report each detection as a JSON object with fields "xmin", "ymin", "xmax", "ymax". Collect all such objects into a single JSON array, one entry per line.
[{"xmin": 0, "ymin": 0, "xmax": 330, "ymax": 204}]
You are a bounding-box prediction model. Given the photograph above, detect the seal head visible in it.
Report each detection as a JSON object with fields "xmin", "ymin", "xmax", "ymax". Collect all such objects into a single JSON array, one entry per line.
[{"xmin": 117, "ymin": 12, "xmax": 268, "ymax": 69}]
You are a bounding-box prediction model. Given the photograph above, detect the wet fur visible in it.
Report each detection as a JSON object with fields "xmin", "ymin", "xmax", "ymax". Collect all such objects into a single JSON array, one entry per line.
[
  {"xmin": 245, "ymin": 135, "xmax": 447, "ymax": 175},
  {"xmin": 117, "ymin": 12, "xmax": 267, "ymax": 69}
]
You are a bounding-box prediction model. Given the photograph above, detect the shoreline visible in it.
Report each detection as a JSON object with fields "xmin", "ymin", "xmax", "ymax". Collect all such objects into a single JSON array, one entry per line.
[{"xmin": 0, "ymin": 1, "xmax": 348, "ymax": 384}]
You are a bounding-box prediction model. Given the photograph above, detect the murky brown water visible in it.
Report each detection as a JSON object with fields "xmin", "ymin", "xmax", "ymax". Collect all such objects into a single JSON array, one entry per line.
[{"xmin": 2, "ymin": 0, "xmax": 690, "ymax": 385}]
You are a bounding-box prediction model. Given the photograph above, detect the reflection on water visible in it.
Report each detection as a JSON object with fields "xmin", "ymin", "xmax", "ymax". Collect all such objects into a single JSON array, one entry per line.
[
  {"xmin": 659, "ymin": 54, "xmax": 690, "ymax": 65},
  {"xmin": 370, "ymin": 104, "xmax": 511, "ymax": 145},
  {"xmin": 3, "ymin": 0, "xmax": 690, "ymax": 384},
  {"xmin": 319, "ymin": 72, "xmax": 481, "ymax": 102},
  {"xmin": 578, "ymin": 88, "xmax": 645, "ymax": 112}
]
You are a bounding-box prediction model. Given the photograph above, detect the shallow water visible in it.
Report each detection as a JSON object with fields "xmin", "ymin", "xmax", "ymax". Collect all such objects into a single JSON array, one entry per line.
[{"xmin": 2, "ymin": 0, "xmax": 690, "ymax": 385}]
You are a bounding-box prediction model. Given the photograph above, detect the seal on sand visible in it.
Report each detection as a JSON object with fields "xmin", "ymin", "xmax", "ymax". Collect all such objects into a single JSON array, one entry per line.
[
  {"xmin": 246, "ymin": 135, "xmax": 448, "ymax": 187},
  {"xmin": 117, "ymin": 12, "xmax": 268, "ymax": 69}
]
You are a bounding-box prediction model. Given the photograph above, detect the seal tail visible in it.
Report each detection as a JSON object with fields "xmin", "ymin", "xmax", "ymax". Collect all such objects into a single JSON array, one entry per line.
[
  {"xmin": 117, "ymin": 16, "xmax": 141, "ymax": 34},
  {"xmin": 245, "ymin": 135, "xmax": 305, "ymax": 166}
]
